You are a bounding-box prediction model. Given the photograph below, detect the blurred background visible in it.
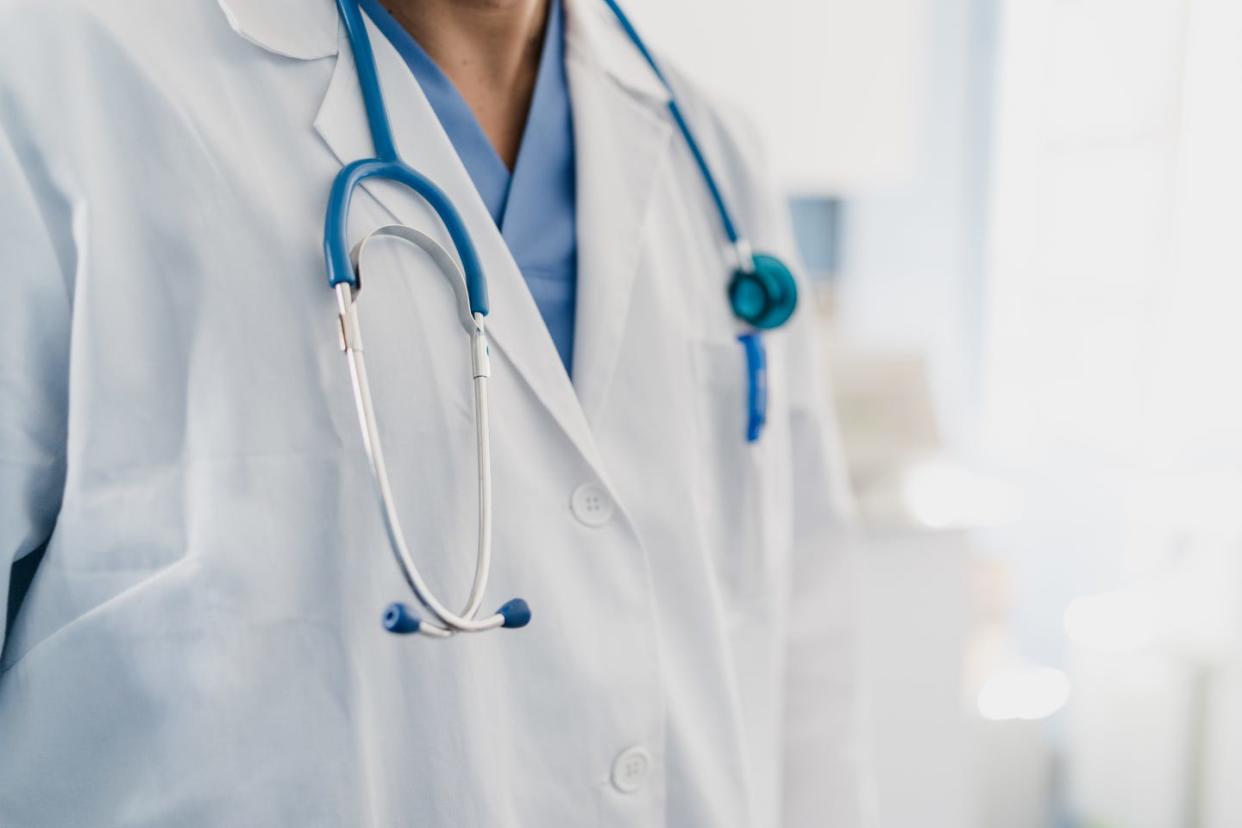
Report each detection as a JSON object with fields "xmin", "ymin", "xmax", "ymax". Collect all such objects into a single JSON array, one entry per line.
[{"xmin": 629, "ymin": 0, "xmax": 1242, "ymax": 826}]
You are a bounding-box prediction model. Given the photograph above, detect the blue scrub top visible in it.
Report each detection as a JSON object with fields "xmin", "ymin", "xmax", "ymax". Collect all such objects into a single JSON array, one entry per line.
[{"xmin": 360, "ymin": 0, "xmax": 579, "ymax": 377}]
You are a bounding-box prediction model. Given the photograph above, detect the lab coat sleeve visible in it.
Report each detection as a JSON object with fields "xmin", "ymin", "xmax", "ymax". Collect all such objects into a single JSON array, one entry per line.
[{"xmin": 0, "ymin": 117, "xmax": 71, "ymax": 652}]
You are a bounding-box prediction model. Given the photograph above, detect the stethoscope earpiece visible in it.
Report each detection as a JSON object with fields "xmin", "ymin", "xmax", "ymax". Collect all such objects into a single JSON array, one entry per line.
[
  {"xmin": 383, "ymin": 598, "xmax": 530, "ymax": 636},
  {"xmin": 384, "ymin": 603, "xmax": 422, "ymax": 635},
  {"xmin": 728, "ymin": 253, "xmax": 798, "ymax": 330},
  {"xmin": 497, "ymin": 598, "xmax": 533, "ymax": 629}
]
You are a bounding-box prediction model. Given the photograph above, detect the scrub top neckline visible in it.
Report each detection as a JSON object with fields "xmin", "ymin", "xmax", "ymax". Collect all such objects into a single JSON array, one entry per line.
[{"xmin": 358, "ymin": 0, "xmax": 568, "ymax": 241}]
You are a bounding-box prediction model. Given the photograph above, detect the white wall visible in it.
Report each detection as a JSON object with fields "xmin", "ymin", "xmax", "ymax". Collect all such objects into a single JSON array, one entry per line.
[
  {"xmin": 619, "ymin": 0, "xmax": 925, "ymax": 193},
  {"xmin": 859, "ymin": 530, "xmax": 977, "ymax": 828},
  {"xmin": 833, "ymin": 0, "xmax": 998, "ymax": 450}
]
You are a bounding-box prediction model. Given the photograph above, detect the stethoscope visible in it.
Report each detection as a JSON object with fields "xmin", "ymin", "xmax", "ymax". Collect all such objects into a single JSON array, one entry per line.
[{"xmin": 325, "ymin": 0, "xmax": 799, "ymax": 639}]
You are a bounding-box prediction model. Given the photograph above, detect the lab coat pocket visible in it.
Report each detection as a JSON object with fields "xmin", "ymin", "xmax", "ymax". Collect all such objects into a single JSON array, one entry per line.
[
  {"xmin": 0, "ymin": 461, "xmax": 203, "ymax": 672},
  {"xmin": 690, "ymin": 338, "xmax": 776, "ymax": 604},
  {"xmin": 0, "ymin": 554, "xmax": 198, "ymax": 674}
]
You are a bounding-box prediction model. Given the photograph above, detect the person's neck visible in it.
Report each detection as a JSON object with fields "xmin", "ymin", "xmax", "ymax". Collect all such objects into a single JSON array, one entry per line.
[{"xmin": 382, "ymin": 0, "xmax": 550, "ymax": 168}]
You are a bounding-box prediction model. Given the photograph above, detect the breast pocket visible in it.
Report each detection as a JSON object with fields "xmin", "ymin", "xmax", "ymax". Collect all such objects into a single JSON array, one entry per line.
[{"xmin": 689, "ymin": 338, "xmax": 780, "ymax": 603}]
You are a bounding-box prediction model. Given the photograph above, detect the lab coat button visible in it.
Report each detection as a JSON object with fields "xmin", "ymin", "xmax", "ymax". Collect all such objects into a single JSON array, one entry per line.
[
  {"xmin": 571, "ymin": 483, "xmax": 614, "ymax": 527},
  {"xmin": 610, "ymin": 746, "xmax": 651, "ymax": 793}
]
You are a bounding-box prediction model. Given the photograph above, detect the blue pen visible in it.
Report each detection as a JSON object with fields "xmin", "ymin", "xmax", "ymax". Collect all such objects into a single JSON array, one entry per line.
[{"xmin": 738, "ymin": 332, "xmax": 768, "ymax": 443}]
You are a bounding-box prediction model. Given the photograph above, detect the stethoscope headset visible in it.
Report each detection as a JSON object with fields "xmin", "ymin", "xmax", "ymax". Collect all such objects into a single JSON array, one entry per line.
[{"xmin": 325, "ymin": 0, "xmax": 799, "ymax": 639}]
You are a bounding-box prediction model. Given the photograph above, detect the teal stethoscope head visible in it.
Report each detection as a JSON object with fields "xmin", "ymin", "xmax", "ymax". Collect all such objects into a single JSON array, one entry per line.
[{"xmin": 729, "ymin": 253, "xmax": 799, "ymax": 330}]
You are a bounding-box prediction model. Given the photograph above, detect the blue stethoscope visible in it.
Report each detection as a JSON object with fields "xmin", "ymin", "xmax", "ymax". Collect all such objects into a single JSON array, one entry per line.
[{"xmin": 326, "ymin": 0, "xmax": 798, "ymax": 639}]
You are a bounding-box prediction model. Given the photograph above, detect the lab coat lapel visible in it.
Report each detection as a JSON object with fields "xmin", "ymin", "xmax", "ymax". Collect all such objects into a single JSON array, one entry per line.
[
  {"xmin": 312, "ymin": 13, "xmax": 604, "ymax": 470},
  {"xmin": 564, "ymin": 0, "xmax": 673, "ymax": 424}
]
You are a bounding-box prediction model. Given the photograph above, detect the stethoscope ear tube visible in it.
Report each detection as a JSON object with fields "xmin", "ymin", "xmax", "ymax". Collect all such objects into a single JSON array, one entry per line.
[
  {"xmin": 349, "ymin": 225, "xmax": 479, "ymax": 333},
  {"xmin": 338, "ymin": 231, "xmax": 529, "ymax": 638}
]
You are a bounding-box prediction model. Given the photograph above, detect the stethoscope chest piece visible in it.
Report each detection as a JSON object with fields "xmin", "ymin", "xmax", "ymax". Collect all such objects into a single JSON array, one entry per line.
[{"xmin": 729, "ymin": 253, "xmax": 799, "ymax": 331}]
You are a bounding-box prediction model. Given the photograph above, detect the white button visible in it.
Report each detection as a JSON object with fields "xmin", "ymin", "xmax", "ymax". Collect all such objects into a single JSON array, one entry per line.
[
  {"xmin": 610, "ymin": 746, "xmax": 651, "ymax": 793},
  {"xmin": 570, "ymin": 483, "xmax": 614, "ymax": 527}
]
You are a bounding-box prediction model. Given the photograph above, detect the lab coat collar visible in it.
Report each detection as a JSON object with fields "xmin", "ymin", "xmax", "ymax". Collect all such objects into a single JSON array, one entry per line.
[
  {"xmin": 215, "ymin": 0, "xmax": 340, "ymax": 60},
  {"xmin": 563, "ymin": 0, "xmax": 671, "ymax": 105},
  {"xmin": 566, "ymin": 19, "xmax": 673, "ymax": 422},
  {"xmin": 214, "ymin": 0, "xmax": 672, "ymax": 105}
]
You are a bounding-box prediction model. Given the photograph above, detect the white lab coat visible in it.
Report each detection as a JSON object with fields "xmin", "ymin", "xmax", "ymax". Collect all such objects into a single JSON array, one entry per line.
[{"xmin": 0, "ymin": 0, "xmax": 865, "ymax": 824}]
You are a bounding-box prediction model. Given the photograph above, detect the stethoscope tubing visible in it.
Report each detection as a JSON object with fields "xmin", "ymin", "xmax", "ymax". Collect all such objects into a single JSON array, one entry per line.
[
  {"xmin": 599, "ymin": 0, "xmax": 743, "ymax": 249},
  {"xmin": 326, "ymin": 0, "xmax": 795, "ymax": 639},
  {"xmin": 337, "ymin": 277, "xmax": 504, "ymax": 636}
]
